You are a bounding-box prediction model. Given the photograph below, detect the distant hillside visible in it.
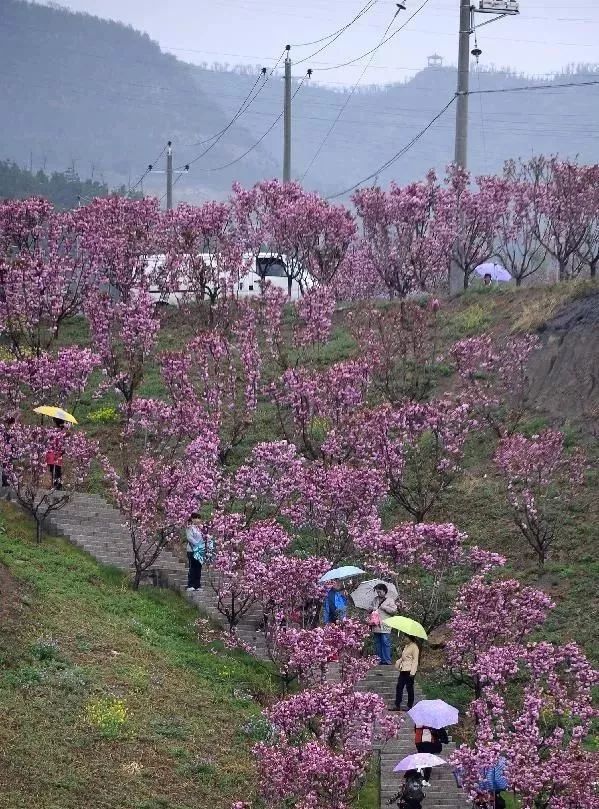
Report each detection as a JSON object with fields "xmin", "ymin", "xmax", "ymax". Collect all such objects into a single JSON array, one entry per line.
[
  {"xmin": 1, "ymin": 0, "xmax": 598, "ymax": 202},
  {"xmin": 0, "ymin": 0, "xmax": 277, "ymax": 200},
  {"xmin": 191, "ymin": 62, "xmax": 599, "ymax": 200}
]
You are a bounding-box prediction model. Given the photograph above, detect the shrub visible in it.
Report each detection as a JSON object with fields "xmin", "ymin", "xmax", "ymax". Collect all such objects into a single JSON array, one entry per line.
[
  {"xmin": 87, "ymin": 406, "xmax": 119, "ymax": 424},
  {"xmin": 86, "ymin": 696, "xmax": 128, "ymax": 738}
]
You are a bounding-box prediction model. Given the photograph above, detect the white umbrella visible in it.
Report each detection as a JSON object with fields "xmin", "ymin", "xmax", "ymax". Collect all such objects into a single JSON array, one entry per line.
[
  {"xmin": 350, "ymin": 579, "xmax": 398, "ymax": 610},
  {"xmin": 475, "ymin": 262, "xmax": 512, "ymax": 282},
  {"xmin": 319, "ymin": 565, "xmax": 365, "ymax": 583}
]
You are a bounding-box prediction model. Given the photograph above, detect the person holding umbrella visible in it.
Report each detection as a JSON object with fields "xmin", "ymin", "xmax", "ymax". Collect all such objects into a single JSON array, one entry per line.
[
  {"xmin": 320, "ymin": 566, "xmax": 364, "ymax": 624},
  {"xmin": 393, "ymin": 634, "xmax": 420, "ymax": 711},
  {"xmin": 368, "ymin": 583, "xmax": 398, "ymax": 665},
  {"xmin": 408, "ymin": 699, "xmax": 457, "ymax": 786},
  {"xmin": 323, "ymin": 579, "xmax": 349, "ymax": 624}
]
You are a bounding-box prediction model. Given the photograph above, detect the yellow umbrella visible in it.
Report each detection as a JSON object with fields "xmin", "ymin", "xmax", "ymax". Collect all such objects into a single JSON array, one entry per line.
[
  {"xmin": 33, "ymin": 406, "xmax": 78, "ymax": 425},
  {"xmin": 382, "ymin": 615, "xmax": 428, "ymax": 640}
]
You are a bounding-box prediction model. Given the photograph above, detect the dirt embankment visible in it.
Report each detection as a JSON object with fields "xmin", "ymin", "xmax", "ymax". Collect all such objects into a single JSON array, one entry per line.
[{"xmin": 527, "ymin": 292, "xmax": 599, "ymax": 425}]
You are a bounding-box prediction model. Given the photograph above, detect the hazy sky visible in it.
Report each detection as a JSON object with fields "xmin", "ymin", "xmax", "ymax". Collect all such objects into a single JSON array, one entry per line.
[{"xmin": 51, "ymin": 0, "xmax": 598, "ymax": 87}]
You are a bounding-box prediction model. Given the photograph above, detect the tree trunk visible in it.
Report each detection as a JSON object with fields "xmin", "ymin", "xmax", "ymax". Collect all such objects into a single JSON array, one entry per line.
[
  {"xmin": 132, "ymin": 566, "xmax": 142, "ymax": 590},
  {"xmin": 35, "ymin": 517, "xmax": 43, "ymax": 544},
  {"xmin": 287, "ymin": 275, "xmax": 292, "ymax": 298},
  {"xmin": 590, "ymin": 258, "xmax": 597, "ymax": 279},
  {"xmin": 516, "ymin": 276, "xmax": 522, "ymax": 287}
]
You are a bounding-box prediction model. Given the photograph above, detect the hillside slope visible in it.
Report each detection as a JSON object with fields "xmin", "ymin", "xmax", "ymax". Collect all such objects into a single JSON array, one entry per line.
[
  {"xmin": 191, "ymin": 62, "xmax": 599, "ymax": 199},
  {"xmin": 0, "ymin": 0, "xmax": 276, "ymax": 197},
  {"xmin": 0, "ymin": 505, "xmax": 275, "ymax": 809}
]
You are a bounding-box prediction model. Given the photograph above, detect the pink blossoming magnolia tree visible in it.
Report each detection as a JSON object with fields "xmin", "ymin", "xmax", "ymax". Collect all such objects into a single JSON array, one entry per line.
[
  {"xmin": 452, "ymin": 641, "xmax": 599, "ymax": 809},
  {"xmin": 446, "ymin": 575, "xmax": 554, "ymax": 696},
  {"xmin": 103, "ymin": 396, "xmax": 220, "ymax": 588},
  {"xmin": 353, "ymin": 171, "xmax": 455, "ymax": 297},
  {"xmin": 444, "ymin": 166, "xmax": 508, "ymax": 290},
  {"xmin": 0, "ymin": 423, "xmax": 97, "ymax": 542},
  {"xmin": 159, "ymin": 201, "xmax": 244, "ymax": 307},
  {"xmin": 356, "ymin": 519, "xmax": 472, "ymax": 634},
  {"xmin": 327, "ymin": 399, "xmax": 471, "ymax": 523},
  {"xmin": 348, "ymin": 300, "xmax": 441, "ymax": 404},
  {"xmin": 231, "ymin": 179, "xmax": 355, "ymax": 295},
  {"xmin": 451, "ymin": 333, "xmax": 541, "ymax": 437},
  {"xmin": 0, "ymin": 198, "xmax": 98, "ymax": 357},
  {"xmin": 253, "ymin": 681, "xmax": 399, "ymax": 809},
  {"xmin": 494, "ymin": 429, "xmax": 585, "ymax": 567},
  {"xmin": 161, "ymin": 300, "xmax": 261, "ymax": 463}
]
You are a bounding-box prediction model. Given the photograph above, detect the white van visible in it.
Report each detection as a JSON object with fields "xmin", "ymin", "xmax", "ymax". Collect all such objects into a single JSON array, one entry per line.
[{"xmin": 146, "ymin": 252, "xmax": 303, "ymax": 304}]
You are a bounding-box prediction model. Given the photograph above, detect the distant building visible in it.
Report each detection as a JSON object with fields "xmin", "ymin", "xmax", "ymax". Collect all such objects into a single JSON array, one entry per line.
[{"xmin": 427, "ymin": 53, "xmax": 444, "ymax": 68}]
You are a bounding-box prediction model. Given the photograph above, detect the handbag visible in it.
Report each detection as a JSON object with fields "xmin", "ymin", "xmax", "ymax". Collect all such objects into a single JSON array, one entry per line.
[{"xmin": 368, "ymin": 609, "xmax": 381, "ymax": 627}]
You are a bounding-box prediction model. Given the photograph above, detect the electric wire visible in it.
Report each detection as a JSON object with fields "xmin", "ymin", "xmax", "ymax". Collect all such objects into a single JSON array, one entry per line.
[
  {"xmin": 187, "ymin": 69, "xmax": 267, "ymax": 148},
  {"xmin": 178, "ymin": 49, "xmax": 286, "ymax": 167},
  {"xmin": 290, "ymin": 0, "xmax": 378, "ymax": 48},
  {"xmin": 293, "ymin": 0, "xmax": 378, "ymax": 64},
  {"xmin": 199, "ymin": 72, "xmax": 311, "ymax": 173},
  {"xmin": 300, "ymin": 4, "xmax": 402, "ymax": 181},
  {"xmin": 468, "ymin": 79, "xmax": 599, "ymax": 94},
  {"xmin": 129, "ymin": 142, "xmax": 168, "ymax": 194},
  {"xmin": 325, "ymin": 95, "xmax": 456, "ymax": 199},
  {"xmin": 311, "ymin": 0, "xmax": 434, "ymax": 72}
]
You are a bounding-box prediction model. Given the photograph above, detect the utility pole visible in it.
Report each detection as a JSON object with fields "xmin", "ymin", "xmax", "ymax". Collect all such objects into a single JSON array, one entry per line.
[
  {"xmin": 451, "ymin": 0, "xmax": 520, "ymax": 291},
  {"xmin": 166, "ymin": 141, "xmax": 173, "ymax": 211},
  {"xmin": 147, "ymin": 142, "xmax": 188, "ymax": 209},
  {"xmin": 454, "ymin": 0, "xmax": 472, "ymax": 169},
  {"xmin": 283, "ymin": 45, "xmax": 291, "ymax": 183}
]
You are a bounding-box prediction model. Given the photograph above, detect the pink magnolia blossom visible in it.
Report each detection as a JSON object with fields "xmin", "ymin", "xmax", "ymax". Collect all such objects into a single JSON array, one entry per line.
[
  {"xmin": 283, "ymin": 461, "xmax": 387, "ymax": 563},
  {"xmin": 443, "ymin": 166, "xmax": 509, "ymax": 289},
  {"xmin": 452, "ymin": 642, "xmax": 599, "ymax": 809},
  {"xmin": 494, "ymin": 429, "xmax": 585, "ymax": 566},
  {"xmin": 353, "ymin": 171, "xmax": 455, "ymax": 297},
  {"xmin": 294, "ymin": 285, "xmax": 336, "ymax": 347},
  {"xmin": 0, "ymin": 198, "xmax": 98, "ymax": 355},
  {"xmin": 450, "ymin": 333, "xmax": 540, "ymax": 437},
  {"xmin": 0, "ymin": 423, "xmax": 97, "ymax": 542},
  {"xmin": 348, "ymin": 300, "xmax": 440, "ymax": 403},
  {"xmin": 446, "ymin": 575, "xmax": 554, "ymax": 693},
  {"xmin": 159, "ymin": 201, "xmax": 244, "ymax": 305}
]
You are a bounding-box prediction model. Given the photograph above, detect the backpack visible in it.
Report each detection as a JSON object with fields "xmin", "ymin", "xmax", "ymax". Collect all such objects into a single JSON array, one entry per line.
[{"xmin": 402, "ymin": 778, "xmax": 425, "ymax": 803}]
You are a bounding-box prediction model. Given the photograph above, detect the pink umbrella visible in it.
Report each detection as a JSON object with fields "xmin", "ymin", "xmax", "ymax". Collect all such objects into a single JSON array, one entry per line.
[{"xmin": 393, "ymin": 753, "xmax": 446, "ymax": 772}]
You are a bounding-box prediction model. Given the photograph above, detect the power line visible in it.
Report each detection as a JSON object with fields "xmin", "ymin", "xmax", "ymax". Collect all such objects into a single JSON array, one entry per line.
[
  {"xmin": 294, "ymin": 0, "xmax": 378, "ymax": 64},
  {"xmin": 178, "ymin": 50, "xmax": 286, "ymax": 168},
  {"xmin": 187, "ymin": 69, "xmax": 267, "ymax": 148},
  {"xmin": 301, "ymin": 4, "xmax": 402, "ymax": 181},
  {"xmin": 313, "ymin": 0, "xmax": 434, "ymax": 72},
  {"xmin": 199, "ymin": 72, "xmax": 311, "ymax": 173},
  {"xmin": 325, "ymin": 95, "xmax": 456, "ymax": 199},
  {"xmin": 129, "ymin": 142, "xmax": 168, "ymax": 194},
  {"xmin": 290, "ymin": 0, "xmax": 378, "ymax": 48},
  {"xmin": 468, "ymin": 79, "xmax": 599, "ymax": 94}
]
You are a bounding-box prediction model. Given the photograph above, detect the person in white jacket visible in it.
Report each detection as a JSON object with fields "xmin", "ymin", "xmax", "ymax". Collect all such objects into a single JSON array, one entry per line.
[{"xmin": 369, "ymin": 583, "xmax": 397, "ymax": 665}]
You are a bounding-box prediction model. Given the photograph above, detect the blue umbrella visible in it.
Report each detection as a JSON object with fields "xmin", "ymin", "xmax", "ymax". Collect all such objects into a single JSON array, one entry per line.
[
  {"xmin": 319, "ymin": 565, "xmax": 365, "ymax": 583},
  {"xmin": 478, "ymin": 758, "xmax": 509, "ymax": 792}
]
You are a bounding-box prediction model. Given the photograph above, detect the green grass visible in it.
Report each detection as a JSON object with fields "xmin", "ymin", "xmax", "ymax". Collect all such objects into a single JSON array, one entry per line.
[
  {"xmin": 353, "ymin": 758, "xmax": 380, "ymax": 809},
  {"xmin": 0, "ymin": 503, "xmax": 277, "ymax": 809}
]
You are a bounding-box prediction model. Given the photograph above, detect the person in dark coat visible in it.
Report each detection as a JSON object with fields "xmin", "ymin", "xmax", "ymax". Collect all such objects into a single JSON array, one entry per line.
[{"xmin": 413, "ymin": 725, "xmax": 449, "ymax": 785}]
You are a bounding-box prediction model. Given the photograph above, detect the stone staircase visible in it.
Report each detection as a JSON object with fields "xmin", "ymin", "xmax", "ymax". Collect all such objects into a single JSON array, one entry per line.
[
  {"xmin": 357, "ymin": 666, "xmax": 468, "ymax": 809},
  {"xmin": 45, "ymin": 492, "xmax": 268, "ymax": 657},
  {"xmin": 45, "ymin": 492, "xmax": 467, "ymax": 809}
]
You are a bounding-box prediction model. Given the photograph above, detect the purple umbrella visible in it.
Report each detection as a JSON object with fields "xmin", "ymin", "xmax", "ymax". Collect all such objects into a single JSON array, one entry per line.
[
  {"xmin": 407, "ymin": 699, "xmax": 459, "ymax": 729},
  {"xmin": 394, "ymin": 753, "xmax": 446, "ymax": 772}
]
